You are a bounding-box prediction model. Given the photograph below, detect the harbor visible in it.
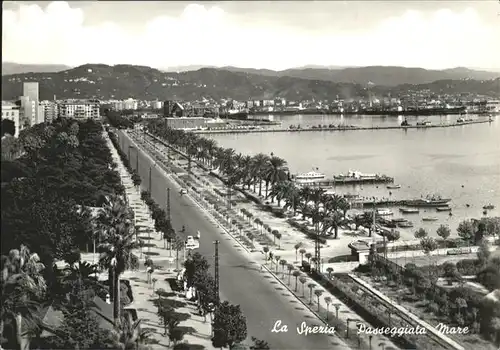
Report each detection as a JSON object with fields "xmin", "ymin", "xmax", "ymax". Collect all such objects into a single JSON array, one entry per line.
[{"xmin": 193, "ymin": 118, "xmax": 493, "ymax": 134}]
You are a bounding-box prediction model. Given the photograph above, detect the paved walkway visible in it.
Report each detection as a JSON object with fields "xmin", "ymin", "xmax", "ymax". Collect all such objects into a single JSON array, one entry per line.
[
  {"xmin": 135, "ymin": 131, "xmax": 400, "ymax": 350},
  {"xmin": 104, "ymin": 133, "xmax": 216, "ymax": 349}
]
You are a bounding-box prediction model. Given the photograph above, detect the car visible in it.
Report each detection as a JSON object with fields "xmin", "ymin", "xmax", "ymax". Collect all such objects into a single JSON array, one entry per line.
[{"xmin": 180, "ymin": 188, "xmax": 188, "ymax": 195}]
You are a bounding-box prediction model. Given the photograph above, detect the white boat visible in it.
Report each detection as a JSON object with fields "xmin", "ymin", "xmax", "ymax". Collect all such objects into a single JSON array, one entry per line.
[
  {"xmin": 387, "ymin": 184, "xmax": 401, "ymax": 189},
  {"xmin": 295, "ymin": 171, "xmax": 325, "ymax": 181},
  {"xmin": 377, "ymin": 209, "xmax": 394, "ymax": 216}
]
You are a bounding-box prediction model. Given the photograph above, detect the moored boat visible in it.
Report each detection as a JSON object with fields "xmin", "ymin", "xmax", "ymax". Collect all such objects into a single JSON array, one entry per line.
[
  {"xmin": 405, "ymin": 194, "xmax": 451, "ymax": 207},
  {"xmin": 295, "ymin": 171, "xmax": 325, "ymax": 182},
  {"xmin": 387, "ymin": 184, "xmax": 401, "ymax": 189},
  {"xmin": 436, "ymin": 207, "xmax": 452, "ymax": 212},
  {"xmin": 483, "ymin": 204, "xmax": 495, "ymax": 210},
  {"xmin": 398, "ymin": 221, "xmax": 414, "ymax": 228},
  {"xmin": 422, "ymin": 217, "xmax": 438, "ymax": 222},
  {"xmin": 377, "ymin": 208, "xmax": 393, "ymax": 216},
  {"xmin": 400, "ymin": 208, "xmax": 420, "ymax": 214},
  {"xmin": 391, "ymin": 218, "xmax": 407, "ymax": 223}
]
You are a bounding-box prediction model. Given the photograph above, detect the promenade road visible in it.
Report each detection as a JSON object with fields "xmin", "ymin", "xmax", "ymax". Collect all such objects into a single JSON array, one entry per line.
[{"xmin": 117, "ymin": 130, "xmax": 347, "ymax": 350}]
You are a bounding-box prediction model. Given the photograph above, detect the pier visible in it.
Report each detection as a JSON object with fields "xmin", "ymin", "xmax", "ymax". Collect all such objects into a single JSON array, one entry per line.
[
  {"xmin": 192, "ymin": 119, "xmax": 493, "ymax": 134},
  {"xmin": 296, "ymin": 175, "xmax": 394, "ymax": 187}
]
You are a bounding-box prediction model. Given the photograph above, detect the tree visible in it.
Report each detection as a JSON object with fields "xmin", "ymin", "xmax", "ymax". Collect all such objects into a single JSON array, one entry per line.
[
  {"xmin": 307, "ymin": 283, "xmax": 315, "ymax": 304},
  {"xmin": 263, "ymin": 247, "xmax": 269, "ymax": 264},
  {"xmin": 477, "ymin": 239, "xmax": 491, "ymax": 265},
  {"xmin": 299, "ymin": 276, "xmax": 307, "ymax": 297},
  {"xmin": 333, "ymin": 303, "xmax": 341, "ymax": 320},
  {"xmin": 212, "ymin": 301, "xmax": 247, "ymax": 349},
  {"xmin": 457, "ymin": 220, "xmax": 475, "ymax": 244},
  {"xmin": 292, "ymin": 270, "xmax": 301, "ymax": 292},
  {"xmin": 326, "ymin": 267, "xmax": 334, "ymax": 279},
  {"xmin": 299, "ymin": 248, "xmax": 306, "ymax": 263},
  {"xmin": 420, "ymin": 237, "xmax": 438, "ymax": 256},
  {"xmin": 314, "ymin": 290, "xmax": 324, "ymax": 312},
  {"xmin": 324, "ymin": 296, "xmax": 332, "ymax": 320},
  {"xmin": 1, "ymin": 119, "xmax": 16, "ymax": 137},
  {"xmin": 305, "ymin": 253, "xmax": 312, "ymax": 263},
  {"xmin": 442, "ymin": 262, "xmax": 461, "ymax": 286},
  {"xmin": 436, "ymin": 224, "xmax": 451, "ymax": 241},
  {"xmin": 414, "ymin": 228, "xmax": 428, "ymax": 239},
  {"xmin": 294, "ymin": 243, "xmax": 302, "ymax": 262},
  {"xmin": 249, "ymin": 336, "xmax": 270, "ymax": 350},
  {"xmin": 184, "ymin": 252, "xmax": 210, "ymax": 288},
  {"xmin": 1, "ymin": 246, "xmax": 47, "ymax": 350},
  {"xmin": 98, "ymin": 197, "xmax": 140, "ymax": 326}
]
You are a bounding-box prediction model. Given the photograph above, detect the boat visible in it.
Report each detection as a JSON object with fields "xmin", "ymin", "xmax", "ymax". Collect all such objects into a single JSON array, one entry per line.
[
  {"xmin": 400, "ymin": 208, "xmax": 420, "ymax": 214},
  {"xmin": 405, "ymin": 194, "xmax": 451, "ymax": 207},
  {"xmin": 436, "ymin": 207, "xmax": 452, "ymax": 212},
  {"xmin": 416, "ymin": 121, "xmax": 432, "ymax": 126},
  {"xmin": 391, "ymin": 218, "xmax": 407, "ymax": 223},
  {"xmin": 422, "ymin": 217, "xmax": 438, "ymax": 222},
  {"xmin": 483, "ymin": 204, "xmax": 495, "ymax": 210},
  {"xmin": 361, "ymin": 106, "xmax": 466, "ymax": 116},
  {"xmin": 398, "ymin": 221, "xmax": 414, "ymax": 228},
  {"xmin": 457, "ymin": 118, "xmax": 465, "ymax": 123},
  {"xmin": 295, "ymin": 171, "xmax": 325, "ymax": 181},
  {"xmin": 387, "ymin": 184, "xmax": 401, "ymax": 189},
  {"xmin": 377, "ymin": 209, "xmax": 393, "ymax": 216}
]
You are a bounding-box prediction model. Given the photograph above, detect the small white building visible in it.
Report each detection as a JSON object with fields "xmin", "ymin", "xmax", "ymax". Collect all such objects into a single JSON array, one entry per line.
[{"xmin": 2, "ymin": 101, "xmax": 21, "ymax": 137}]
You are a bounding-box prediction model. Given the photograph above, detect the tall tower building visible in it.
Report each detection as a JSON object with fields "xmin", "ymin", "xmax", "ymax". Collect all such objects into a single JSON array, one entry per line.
[{"xmin": 23, "ymin": 82, "xmax": 39, "ymax": 101}]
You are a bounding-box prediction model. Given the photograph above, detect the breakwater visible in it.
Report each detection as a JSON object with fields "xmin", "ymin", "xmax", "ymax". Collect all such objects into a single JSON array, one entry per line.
[{"xmin": 193, "ymin": 119, "xmax": 492, "ymax": 134}]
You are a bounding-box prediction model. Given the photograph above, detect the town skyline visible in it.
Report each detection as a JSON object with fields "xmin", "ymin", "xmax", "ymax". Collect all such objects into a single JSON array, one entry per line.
[{"xmin": 2, "ymin": 1, "xmax": 500, "ymax": 71}]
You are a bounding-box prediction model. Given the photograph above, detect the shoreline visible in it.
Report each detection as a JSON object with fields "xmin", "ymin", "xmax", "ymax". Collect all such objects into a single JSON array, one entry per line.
[{"xmin": 193, "ymin": 119, "xmax": 493, "ymax": 134}]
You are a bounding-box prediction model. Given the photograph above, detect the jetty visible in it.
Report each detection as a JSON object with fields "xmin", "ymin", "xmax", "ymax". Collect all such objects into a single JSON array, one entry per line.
[
  {"xmin": 295, "ymin": 175, "xmax": 394, "ymax": 187},
  {"xmin": 191, "ymin": 119, "xmax": 492, "ymax": 134}
]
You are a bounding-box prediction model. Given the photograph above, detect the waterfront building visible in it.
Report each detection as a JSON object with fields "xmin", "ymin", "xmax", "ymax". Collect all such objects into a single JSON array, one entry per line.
[
  {"xmin": 1, "ymin": 101, "xmax": 21, "ymax": 137},
  {"xmin": 123, "ymin": 98, "xmax": 138, "ymax": 110},
  {"xmin": 151, "ymin": 100, "xmax": 163, "ymax": 109},
  {"xmin": 165, "ymin": 117, "xmax": 204, "ymax": 129},
  {"xmin": 163, "ymin": 100, "xmax": 174, "ymax": 117},
  {"xmin": 59, "ymin": 99, "xmax": 100, "ymax": 120}
]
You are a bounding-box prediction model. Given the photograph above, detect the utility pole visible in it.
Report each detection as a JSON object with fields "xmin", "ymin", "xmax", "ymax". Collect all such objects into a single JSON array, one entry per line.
[
  {"xmin": 148, "ymin": 166, "xmax": 152, "ymax": 193},
  {"xmin": 136, "ymin": 151, "xmax": 139, "ymax": 172},
  {"xmin": 167, "ymin": 187, "xmax": 171, "ymax": 222},
  {"xmin": 214, "ymin": 240, "xmax": 220, "ymax": 305},
  {"xmin": 315, "ymin": 222, "xmax": 321, "ymax": 273}
]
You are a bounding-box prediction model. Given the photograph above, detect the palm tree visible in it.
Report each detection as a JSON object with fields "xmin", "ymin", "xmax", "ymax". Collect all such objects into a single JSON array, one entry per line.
[
  {"xmin": 299, "ymin": 277, "xmax": 307, "ymax": 297},
  {"xmin": 324, "ymin": 297, "xmax": 332, "ymax": 321},
  {"xmin": 1, "ymin": 245, "xmax": 47, "ymax": 350},
  {"xmin": 292, "ymin": 271, "xmax": 301, "ymax": 292},
  {"xmin": 112, "ymin": 318, "xmax": 152, "ymax": 350},
  {"xmin": 287, "ymin": 264, "xmax": 294, "ymax": 284},
  {"xmin": 279, "ymin": 260, "xmax": 287, "ymax": 275},
  {"xmin": 333, "ymin": 303, "xmax": 341, "ymax": 320},
  {"xmin": 305, "ymin": 253, "xmax": 312, "ymax": 264},
  {"xmin": 307, "ymin": 283, "xmax": 315, "ymax": 304},
  {"xmin": 264, "ymin": 156, "xmax": 288, "ymax": 199},
  {"xmin": 299, "ymin": 248, "xmax": 306, "ymax": 263},
  {"xmin": 263, "ymin": 247, "xmax": 269, "ymax": 265},
  {"xmin": 294, "ymin": 243, "xmax": 302, "ymax": 262},
  {"xmin": 251, "ymin": 153, "xmax": 270, "ymax": 197},
  {"xmin": 314, "ymin": 290, "xmax": 324, "ymax": 312},
  {"xmin": 326, "ymin": 267, "xmax": 334, "ymax": 279},
  {"xmin": 98, "ymin": 198, "xmax": 140, "ymax": 326},
  {"xmin": 274, "ymin": 256, "xmax": 281, "ymax": 273}
]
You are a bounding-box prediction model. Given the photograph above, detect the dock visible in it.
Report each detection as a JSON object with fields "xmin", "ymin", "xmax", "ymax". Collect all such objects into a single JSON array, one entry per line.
[
  {"xmin": 295, "ymin": 175, "xmax": 394, "ymax": 187},
  {"xmin": 191, "ymin": 119, "xmax": 493, "ymax": 134}
]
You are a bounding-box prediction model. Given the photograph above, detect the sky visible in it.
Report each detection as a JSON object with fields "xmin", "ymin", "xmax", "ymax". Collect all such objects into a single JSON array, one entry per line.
[{"xmin": 2, "ymin": 1, "xmax": 500, "ymax": 71}]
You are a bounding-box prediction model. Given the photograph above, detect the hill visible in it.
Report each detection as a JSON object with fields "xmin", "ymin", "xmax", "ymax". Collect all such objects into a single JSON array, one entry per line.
[
  {"xmin": 1, "ymin": 64, "xmax": 498, "ymax": 101},
  {"xmin": 2, "ymin": 62, "xmax": 72, "ymax": 75},
  {"xmin": 220, "ymin": 66, "xmax": 500, "ymax": 86}
]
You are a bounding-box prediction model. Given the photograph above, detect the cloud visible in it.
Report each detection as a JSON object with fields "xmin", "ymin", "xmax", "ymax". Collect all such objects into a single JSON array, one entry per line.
[{"xmin": 2, "ymin": 2, "xmax": 499, "ymax": 70}]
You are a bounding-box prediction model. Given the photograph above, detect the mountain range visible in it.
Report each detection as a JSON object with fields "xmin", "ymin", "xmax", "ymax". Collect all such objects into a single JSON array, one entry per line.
[
  {"xmin": 2, "ymin": 63, "xmax": 499, "ymax": 101},
  {"xmin": 3, "ymin": 62, "xmax": 500, "ymax": 85}
]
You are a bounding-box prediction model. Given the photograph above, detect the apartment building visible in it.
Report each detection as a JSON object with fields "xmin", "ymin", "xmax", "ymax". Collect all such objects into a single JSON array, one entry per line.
[
  {"xmin": 41, "ymin": 101, "xmax": 59, "ymax": 123},
  {"xmin": 19, "ymin": 96, "xmax": 37, "ymax": 126},
  {"xmin": 59, "ymin": 100, "xmax": 100, "ymax": 120},
  {"xmin": 2, "ymin": 101, "xmax": 21, "ymax": 137}
]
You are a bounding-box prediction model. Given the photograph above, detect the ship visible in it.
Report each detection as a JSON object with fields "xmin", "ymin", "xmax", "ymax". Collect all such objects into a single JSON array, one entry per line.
[
  {"xmin": 404, "ymin": 195, "xmax": 451, "ymax": 207},
  {"xmin": 220, "ymin": 109, "xmax": 249, "ymax": 120},
  {"xmin": 361, "ymin": 106, "xmax": 466, "ymax": 116}
]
